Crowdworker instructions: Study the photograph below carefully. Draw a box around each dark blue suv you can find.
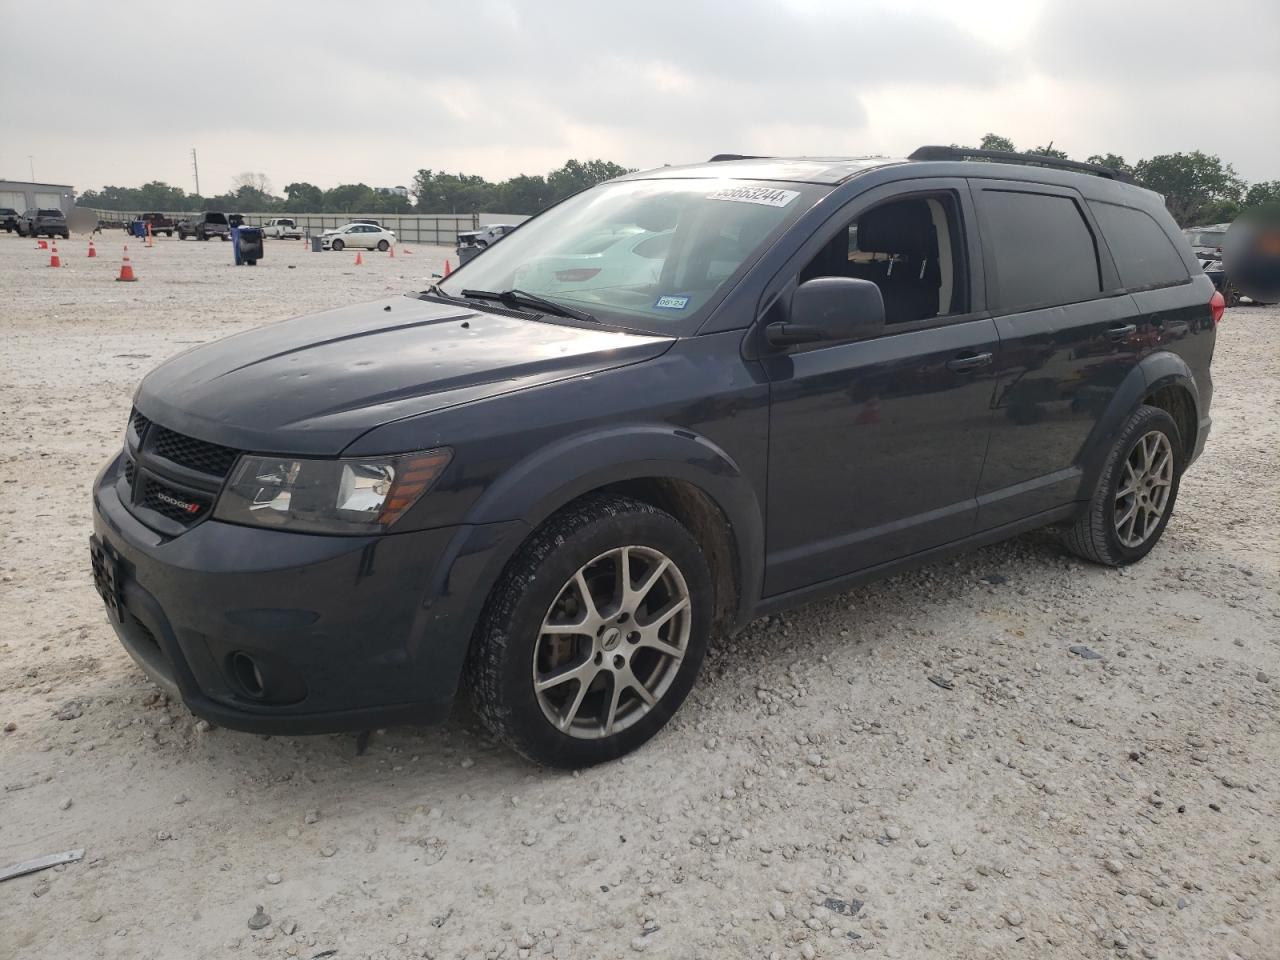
[91,147,1220,767]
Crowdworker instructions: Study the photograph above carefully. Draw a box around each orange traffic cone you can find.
[116,246,137,282]
[354,251,363,266]
[88,239,97,258]
[49,244,62,268]
[388,245,395,258]
[443,259,451,277]
[37,239,48,250]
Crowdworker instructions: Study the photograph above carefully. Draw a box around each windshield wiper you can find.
[460,288,598,324]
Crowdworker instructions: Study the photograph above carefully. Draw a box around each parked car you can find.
[0,207,19,232]
[262,217,303,240]
[92,146,1218,767]
[320,222,396,251]
[456,223,518,255]
[177,212,231,241]
[1184,224,1237,304]
[17,208,69,239]
[129,213,177,237]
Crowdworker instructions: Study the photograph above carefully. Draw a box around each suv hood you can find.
[135,295,674,455]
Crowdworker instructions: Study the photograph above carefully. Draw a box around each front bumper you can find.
[91,453,527,734]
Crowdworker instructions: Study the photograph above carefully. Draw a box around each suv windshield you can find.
[437,178,821,330]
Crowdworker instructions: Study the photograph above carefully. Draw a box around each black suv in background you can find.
[177,212,231,240]
[92,147,1218,767]
[18,208,70,239]
[0,207,19,232]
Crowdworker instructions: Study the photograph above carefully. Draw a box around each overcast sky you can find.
[3,0,1278,196]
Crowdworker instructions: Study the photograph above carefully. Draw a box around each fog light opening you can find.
[231,652,266,699]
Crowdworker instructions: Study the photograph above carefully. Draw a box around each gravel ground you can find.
[1,233,1277,960]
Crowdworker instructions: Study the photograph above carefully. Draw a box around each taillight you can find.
[553,268,601,282]
[1209,289,1225,326]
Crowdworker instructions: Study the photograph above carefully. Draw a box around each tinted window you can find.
[980,190,1101,312]
[1090,202,1188,289]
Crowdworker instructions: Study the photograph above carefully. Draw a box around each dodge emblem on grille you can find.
[155,491,202,514]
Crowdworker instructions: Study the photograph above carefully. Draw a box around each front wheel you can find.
[331,238,344,251]
[1063,404,1183,566]
[468,495,713,768]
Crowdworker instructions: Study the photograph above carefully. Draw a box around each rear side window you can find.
[1089,201,1189,290]
[978,189,1101,312]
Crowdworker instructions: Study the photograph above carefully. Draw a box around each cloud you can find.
[1,0,1275,193]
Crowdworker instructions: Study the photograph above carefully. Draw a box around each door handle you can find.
[946,351,993,373]
[1108,323,1138,341]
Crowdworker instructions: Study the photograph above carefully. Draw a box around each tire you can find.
[467,494,713,768]
[377,239,390,252]
[331,239,344,251]
[61,232,70,239]
[1062,404,1183,566]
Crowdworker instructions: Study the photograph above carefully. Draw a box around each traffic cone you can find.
[401,246,413,255]
[145,224,154,248]
[88,239,97,258]
[116,245,137,282]
[49,243,62,268]
[443,259,451,277]
[388,245,395,258]
[354,251,363,266]
[37,239,48,250]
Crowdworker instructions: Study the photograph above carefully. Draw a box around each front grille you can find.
[139,475,212,525]
[124,458,135,486]
[148,425,239,478]
[129,409,152,437]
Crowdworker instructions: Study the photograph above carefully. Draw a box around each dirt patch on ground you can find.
[1,234,1277,959]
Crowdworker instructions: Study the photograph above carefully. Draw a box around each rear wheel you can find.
[468,494,713,768]
[377,239,390,252]
[1063,405,1182,566]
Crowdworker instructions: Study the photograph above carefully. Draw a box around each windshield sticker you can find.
[707,185,800,208]
[654,295,690,310]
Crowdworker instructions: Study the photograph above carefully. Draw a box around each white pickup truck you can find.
[261,217,303,240]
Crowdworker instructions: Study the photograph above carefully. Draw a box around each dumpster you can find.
[232,226,264,266]
[457,243,481,266]
[311,235,323,253]
[131,220,147,238]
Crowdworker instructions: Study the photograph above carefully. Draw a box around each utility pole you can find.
[28,155,35,181]
[191,148,201,198]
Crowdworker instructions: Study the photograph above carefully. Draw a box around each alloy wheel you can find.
[1114,430,1174,548]
[533,545,691,739]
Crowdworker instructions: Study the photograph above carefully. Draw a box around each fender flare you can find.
[463,423,766,620]
[1078,351,1201,494]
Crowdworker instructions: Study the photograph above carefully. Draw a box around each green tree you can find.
[1244,180,1280,209]
[545,159,632,202]
[979,133,1017,152]
[283,182,324,212]
[1133,151,1245,227]
[411,170,496,213]
[1086,153,1134,177]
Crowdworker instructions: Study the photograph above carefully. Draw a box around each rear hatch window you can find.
[38,209,63,218]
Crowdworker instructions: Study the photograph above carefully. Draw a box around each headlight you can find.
[213,449,452,534]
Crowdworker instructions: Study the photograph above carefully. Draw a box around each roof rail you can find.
[708,154,769,162]
[907,145,1136,184]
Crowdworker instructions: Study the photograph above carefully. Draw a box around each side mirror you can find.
[766,277,886,346]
